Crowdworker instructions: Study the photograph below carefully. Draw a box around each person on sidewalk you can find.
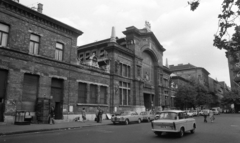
[81,108,86,122]
[98,106,103,123]
[49,105,55,124]
[95,107,99,122]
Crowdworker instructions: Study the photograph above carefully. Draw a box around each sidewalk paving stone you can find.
[0,120,112,136]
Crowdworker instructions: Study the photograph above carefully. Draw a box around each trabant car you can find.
[111,111,142,125]
[140,111,155,122]
[151,110,196,138]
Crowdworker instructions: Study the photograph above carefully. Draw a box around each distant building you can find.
[169,63,210,88]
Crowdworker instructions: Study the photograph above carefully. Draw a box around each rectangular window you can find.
[85,52,90,60]
[119,63,122,76]
[127,66,130,77]
[100,49,105,58]
[123,64,127,77]
[90,84,97,104]
[119,81,131,106]
[78,82,87,103]
[100,86,107,104]
[0,23,9,47]
[55,42,63,61]
[79,53,84,63]
[137,66,141,77]
[29,34,40,55]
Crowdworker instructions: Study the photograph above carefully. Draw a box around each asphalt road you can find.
[1,114,240,143]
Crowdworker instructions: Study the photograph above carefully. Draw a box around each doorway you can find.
[0,70,8,122]
[144,93,154,111]
[51,78,63,119]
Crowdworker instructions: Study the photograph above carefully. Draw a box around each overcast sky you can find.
[20,0,230,86]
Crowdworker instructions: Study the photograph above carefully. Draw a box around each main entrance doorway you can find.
[144,93,154,111]
[0,70,8,122]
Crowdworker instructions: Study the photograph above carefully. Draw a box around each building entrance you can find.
[51,78,63,119]
[144,93,154,111]
[0,70,8,122]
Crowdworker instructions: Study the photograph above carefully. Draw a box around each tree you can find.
[188,0,240,52]
[221,88,240,112]
[174,83,197,110]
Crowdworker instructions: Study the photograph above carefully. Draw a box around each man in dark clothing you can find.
[49,106,55,124]
[97,106,103,123]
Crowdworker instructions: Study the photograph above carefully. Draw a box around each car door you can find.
[184,112,193,130]
[178,112,188,130]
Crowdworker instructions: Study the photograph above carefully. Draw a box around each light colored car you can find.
[185,110,194,117]
[211,108,220,115]
[151,110,196,138]
[111,111,142,125]
[140,111,155,122]
[190,110,198,116]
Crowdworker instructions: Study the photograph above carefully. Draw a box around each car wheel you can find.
[154,131,162,136]
[190,124,196,134]
[178,128,184,138]
[138,118,141,124]
[125,119,129,125]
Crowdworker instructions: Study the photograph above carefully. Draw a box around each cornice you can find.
[0,0,83,37]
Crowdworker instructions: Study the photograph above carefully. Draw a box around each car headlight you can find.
[120,117,125,121]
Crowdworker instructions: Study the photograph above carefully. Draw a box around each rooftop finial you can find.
[145,21,151,32]
[166,58,169,68]
[110,26,116,43]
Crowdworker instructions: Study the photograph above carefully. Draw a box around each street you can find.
[1,114,240,143]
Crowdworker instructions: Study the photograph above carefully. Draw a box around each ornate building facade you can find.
[77,25,170,113]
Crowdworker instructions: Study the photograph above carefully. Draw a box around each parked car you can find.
[140,111,155,122]
[185,110,194,117]
[212,107,221,114]
[202,109,210,116]
[211,108,220,115]
[190,110,198,116]
[111,111,142,125]
[151,110,196,138]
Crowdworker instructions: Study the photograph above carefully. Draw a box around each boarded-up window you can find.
[100,86,107,104]
[78,82,87,103]
[90,84,97,104]
[22,74,39,111]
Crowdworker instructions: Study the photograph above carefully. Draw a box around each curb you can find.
[0,123,112,136]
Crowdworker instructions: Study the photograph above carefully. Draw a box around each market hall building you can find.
[0,0,173,123]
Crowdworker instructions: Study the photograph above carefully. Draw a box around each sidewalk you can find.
[0,120,112,136]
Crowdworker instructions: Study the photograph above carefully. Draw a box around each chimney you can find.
[110,26,116,43]
[37,3,43,13]
[166,58,169,68]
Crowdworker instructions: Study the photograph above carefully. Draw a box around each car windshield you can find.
[158,112,177,120]
[120,112,131,116]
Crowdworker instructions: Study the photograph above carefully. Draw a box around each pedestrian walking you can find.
[96,106,103,123]
[49,105,55,124]
[209,109,215,123]
[81,108,86,122]
[95,107,99,122]
[203,109,208,123]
